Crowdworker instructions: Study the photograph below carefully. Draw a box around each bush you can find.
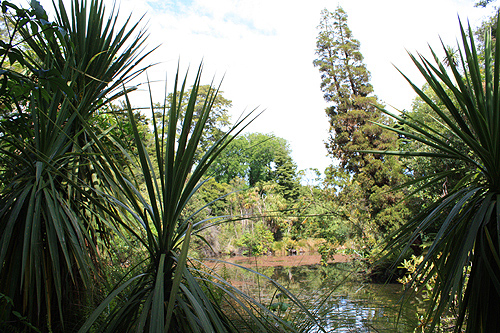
[237,221,274,256]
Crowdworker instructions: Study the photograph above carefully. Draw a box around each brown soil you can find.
[220,253,356,268]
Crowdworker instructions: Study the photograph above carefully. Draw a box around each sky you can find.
[40,0,497,178]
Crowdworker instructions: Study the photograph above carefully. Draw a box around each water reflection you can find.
[220,260,418,332]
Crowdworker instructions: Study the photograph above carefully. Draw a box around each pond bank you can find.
[221,253,357,268]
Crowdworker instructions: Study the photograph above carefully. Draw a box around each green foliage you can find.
[273,149,300,201]
[314,6,409,251]
[374,12,500,332]
[0,0,329,331]
[236,221,274,256]
[79,68,322,332]
[80,70,235,331]
[0,0,148,329]
[196,174,308,255]
[155,84,232,162]
[293,185,346,243]
[196,177,233,217]
[398,254,462,331]
[317,241,337,266]
[313,6,381,172]
[269,301,289,312]
[210,132,296,187]
[246,133,289,187]
[182,178,233,257]
[93,103,152,154]
[205,132,302,245]
[209,135,249,182]
[0,293,42,332]
[475,0,496,7]
[403,84,470,224]
[260,182,295,238]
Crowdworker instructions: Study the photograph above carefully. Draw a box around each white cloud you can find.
[34,0,497,175]
[121,0,496,174]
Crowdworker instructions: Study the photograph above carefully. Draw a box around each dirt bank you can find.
[220,253,356,268]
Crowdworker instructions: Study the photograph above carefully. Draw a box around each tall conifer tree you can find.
[314,7,408,245]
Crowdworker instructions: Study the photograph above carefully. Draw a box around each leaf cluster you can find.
[0,0,149,329]
[374,12,500,332]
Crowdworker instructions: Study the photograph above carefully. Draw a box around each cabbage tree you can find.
[78,68,323,332]
[373,13,500,332]
[0,0,149,329]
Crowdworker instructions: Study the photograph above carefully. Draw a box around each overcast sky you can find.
[41,0,497,177]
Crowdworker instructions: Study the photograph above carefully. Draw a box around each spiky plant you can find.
[0,0,149,329]
[372,12,500,332]
[78,67,324,332]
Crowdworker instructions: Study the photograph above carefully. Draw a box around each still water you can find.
[219,258,419,332]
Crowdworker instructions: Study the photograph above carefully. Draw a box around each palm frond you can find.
[79,66,326,332]
[0,0,150,329]
[373,11,500,332]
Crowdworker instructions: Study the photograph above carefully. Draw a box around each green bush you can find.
[237,221,274,256]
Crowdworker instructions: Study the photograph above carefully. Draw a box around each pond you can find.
[217,254,420,332]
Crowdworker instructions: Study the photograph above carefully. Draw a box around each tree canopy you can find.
[154,84,232,162]
[209,132,298,188]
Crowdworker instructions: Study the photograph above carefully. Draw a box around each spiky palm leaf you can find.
[0,0,149,329]
[78,67,325,332]
[371,12,500,332]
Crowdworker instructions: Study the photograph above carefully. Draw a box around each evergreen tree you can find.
[273,150,300,201]
[314,7,408,247]
[314,6,385,172]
